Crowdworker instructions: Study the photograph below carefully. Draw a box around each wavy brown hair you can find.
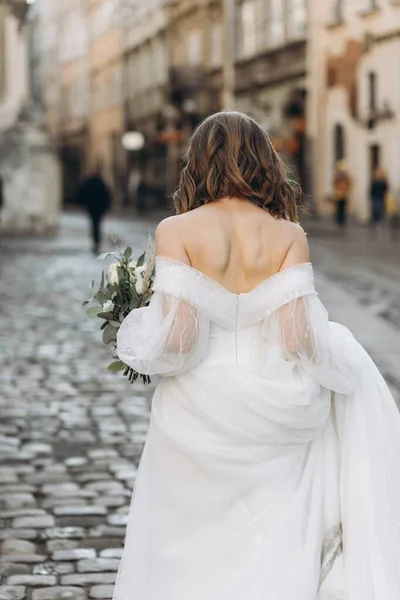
[173,111,301,222]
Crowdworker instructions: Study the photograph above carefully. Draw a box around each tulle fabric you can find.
[334,342,400,599]
[117,292,209,376]
[113,257,400,600]
[262,295,360,395]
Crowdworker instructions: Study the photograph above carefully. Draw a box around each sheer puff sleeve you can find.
[262,264,361,395]
[117,288,210,378]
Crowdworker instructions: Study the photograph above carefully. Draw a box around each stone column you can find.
[0,2,62,234]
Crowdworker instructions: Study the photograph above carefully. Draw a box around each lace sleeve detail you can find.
[116,291,210,377]
[263,292,361,394]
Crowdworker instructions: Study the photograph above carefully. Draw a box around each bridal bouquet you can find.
[84,239,155,384]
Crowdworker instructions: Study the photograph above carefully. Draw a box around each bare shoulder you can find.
[155,214,192,264]
[276,220,310,269]
[274,218,305,238]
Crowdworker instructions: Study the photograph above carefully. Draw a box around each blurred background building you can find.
[3,0,396,222]
[0,0,61,233]
[123,0,169,203]
[308,0,400,220]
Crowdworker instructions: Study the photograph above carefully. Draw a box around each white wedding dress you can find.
[114,256,400,600]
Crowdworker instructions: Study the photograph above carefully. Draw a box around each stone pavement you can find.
[0,213,158,600]
[307,219,400,402]
[0,212,399,600]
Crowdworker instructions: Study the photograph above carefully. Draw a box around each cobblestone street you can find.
[0,213,158,600]
[0,212,400,600]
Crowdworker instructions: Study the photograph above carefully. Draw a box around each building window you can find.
[331,0,344,22]
[368,71,377,111]
[239,1,257,57]
[187,31,202,66]
[334,124,345,164]
[210,23,223,67]
[268,0,285,47]
[287,0,307,39]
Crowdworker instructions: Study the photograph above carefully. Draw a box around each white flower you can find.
[135,271,144,295]
[128,260,137,269]
[107,263,119,284]
[134,265,146,275]
[102,300,114,312]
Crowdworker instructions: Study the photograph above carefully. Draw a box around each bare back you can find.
[156,198,309,295]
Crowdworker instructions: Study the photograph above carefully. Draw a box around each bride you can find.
[114,112,400,600]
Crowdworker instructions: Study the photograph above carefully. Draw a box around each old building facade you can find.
[234,0,308,189]
[87,0,125,205]
[38,0,126,206]
[165,0,224,193]
[308,0,400,220]
[0,0,61,234]
[58,0,90,204]
[166,0,309,191]
[34,0,314,208]
[123,0,170,203]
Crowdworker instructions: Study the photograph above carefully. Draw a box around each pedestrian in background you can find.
[369,167,388,228]
[332,160,352,229]
[76,167,112,255]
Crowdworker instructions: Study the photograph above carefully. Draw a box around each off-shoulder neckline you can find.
[156,255,313,297]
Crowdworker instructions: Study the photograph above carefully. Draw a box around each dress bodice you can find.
[117,256,360,395]
[153,256,316,330]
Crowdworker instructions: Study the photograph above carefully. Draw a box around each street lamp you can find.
[121,131,145,152]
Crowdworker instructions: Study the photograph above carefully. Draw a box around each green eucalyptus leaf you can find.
[124,246,133,260]
[94,292,106,304]
[87,306,103,318]
[120,302,129,315]
[97,311,114,320]
[130,286,138,305]
[98,252,116,260]
[103,323,117,345]
[100,321,109,331]
[107,360,125,372]
[129,298,139,311]
[136,252,145,267]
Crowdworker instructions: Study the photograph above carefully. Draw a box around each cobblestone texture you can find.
[1,213,399,599]
[0,214,157,599]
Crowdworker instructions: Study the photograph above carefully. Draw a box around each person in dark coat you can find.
[370,167,388,226]
[76,170,112,255]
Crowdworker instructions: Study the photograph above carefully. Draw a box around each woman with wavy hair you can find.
[114,112,400,600]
